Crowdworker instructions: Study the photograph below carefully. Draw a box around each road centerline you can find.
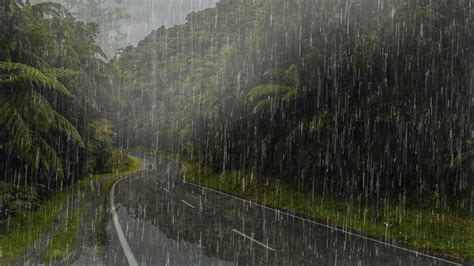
[231,229,276,252]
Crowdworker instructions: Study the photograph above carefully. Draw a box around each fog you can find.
[116,0,218,46]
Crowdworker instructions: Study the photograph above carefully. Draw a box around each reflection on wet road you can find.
[105,155,458,266]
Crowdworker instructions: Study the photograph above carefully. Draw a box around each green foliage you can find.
[0,62,73,97]
[0,0,117,230]
[246,64,300,114]
[247,84,293,100]
[0,62,83,177]
[0,150,139,264]
[86,119,115,174]
[0,181,39,220]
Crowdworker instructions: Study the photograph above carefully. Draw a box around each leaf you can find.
[0,62,73,97]
[55,113,85,148]
[247,84,293,100]
[282,89,297,102]
[37,138,64,177]
[0,98,34,165]
[251,98,271,114]
[41,68,77,80]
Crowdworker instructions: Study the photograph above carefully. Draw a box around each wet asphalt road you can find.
[104,154,459,266]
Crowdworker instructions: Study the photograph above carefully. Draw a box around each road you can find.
[104,154,460,265]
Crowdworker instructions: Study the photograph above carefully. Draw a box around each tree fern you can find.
[247,65,300,113]
[37,138,63,177]
[247,84,293,101]
[0,62,83,177]
[0,62,73,97]
[0,99,34,162]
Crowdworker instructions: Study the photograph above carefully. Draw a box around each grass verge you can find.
[0,149,140,264]
[0,187,70,263]
[43,206,84,261]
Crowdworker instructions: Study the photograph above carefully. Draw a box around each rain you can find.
[0,0,472,265]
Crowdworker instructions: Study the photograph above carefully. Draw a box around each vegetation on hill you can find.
[114,0,472,218]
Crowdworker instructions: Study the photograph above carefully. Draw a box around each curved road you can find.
[104,154,460,265]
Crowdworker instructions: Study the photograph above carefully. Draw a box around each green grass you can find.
[43,206,84,261]
[0,187,69,263]
[0,149,141,264]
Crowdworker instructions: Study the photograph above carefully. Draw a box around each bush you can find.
[86,119,115,174]
[0,181,39,220]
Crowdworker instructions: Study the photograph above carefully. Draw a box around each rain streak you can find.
[0,0,472,265]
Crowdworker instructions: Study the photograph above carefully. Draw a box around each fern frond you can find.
[264,67,286,79]
[263,64,298,85]
[12,91,56,132]
[41,68,77,80]
[15,91,84,147]
[0,62,73,97]
[54,113,85,148]
[282,89,297,102]
[0,98,35,165]
[37,138,64,177]
[247,84,293,100]
[251,98,271,114]
[282,64,298,85]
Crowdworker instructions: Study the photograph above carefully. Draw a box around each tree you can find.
[0,62,84,178]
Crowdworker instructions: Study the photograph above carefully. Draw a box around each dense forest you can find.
[114,0,473,214]
[0,0,116,218]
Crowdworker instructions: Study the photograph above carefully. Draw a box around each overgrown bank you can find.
[0,149,140,264]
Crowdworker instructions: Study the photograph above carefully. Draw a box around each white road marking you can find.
[231,229,276,252]
[181,199,195,208]
[110,177,139,266]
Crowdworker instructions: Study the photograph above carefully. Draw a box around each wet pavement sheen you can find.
[105,155,457,266]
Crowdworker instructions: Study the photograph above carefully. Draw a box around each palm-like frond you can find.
[37,138,63,177]
[41,68,77,80]
[247,84,295,113]
[0,62,84,177]
[247,84,293,100]
[264,64,298,85]
[14,91,56,132]
[0,98,34,164]
[251,98,271,114]
[55,113,85,148]
[247,64,301,113]
[0,62,73,97]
